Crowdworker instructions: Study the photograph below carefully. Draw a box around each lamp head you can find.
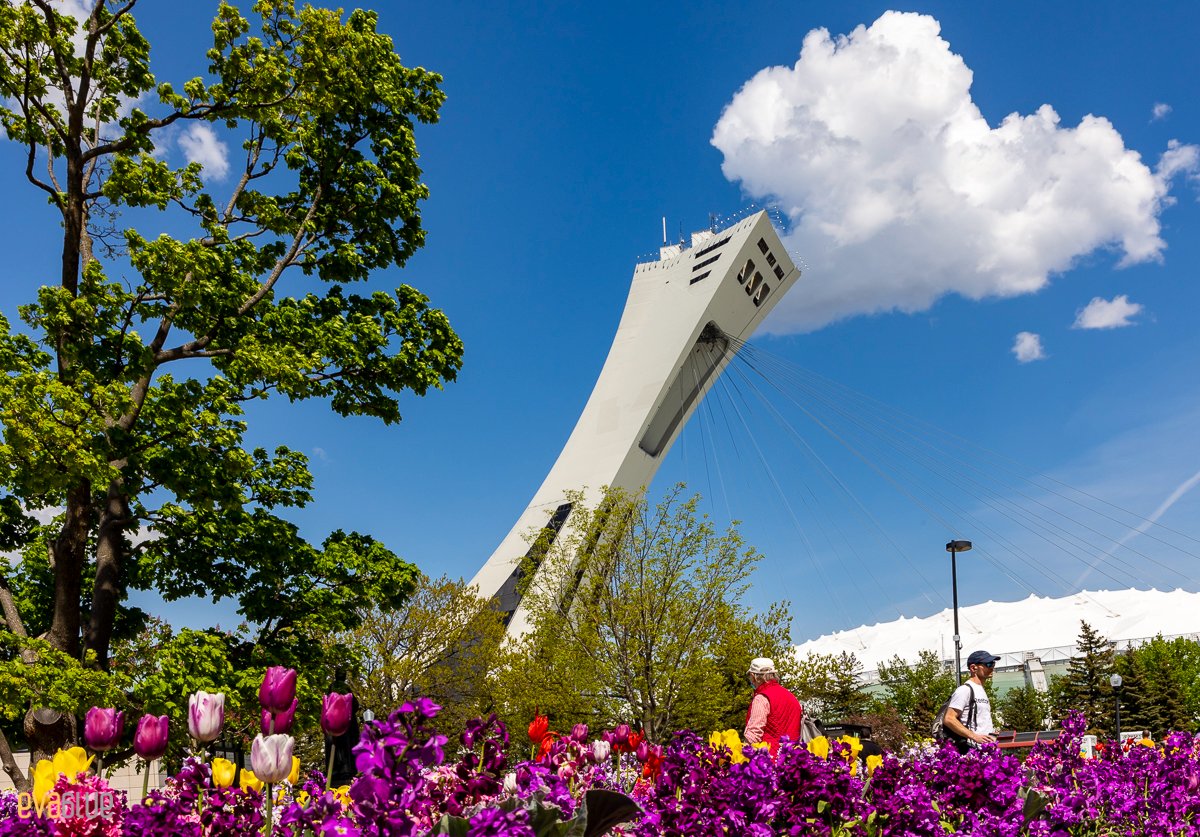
[946,540,973,553]
[1110,673,1123,689]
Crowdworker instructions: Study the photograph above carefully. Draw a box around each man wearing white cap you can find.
[744,656,802,755]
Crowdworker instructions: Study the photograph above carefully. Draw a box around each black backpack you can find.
[932,684,976,742]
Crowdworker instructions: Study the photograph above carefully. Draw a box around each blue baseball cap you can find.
[967,650,1000,666]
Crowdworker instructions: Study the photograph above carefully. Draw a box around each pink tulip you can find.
[250,733,294,784]
[187,691,225,743]
[133,714,169,761]
[262,698,298,735]
[321,692,354,737]
[591,739,612,762]
[84,707,124,752]
[259,666,298,714]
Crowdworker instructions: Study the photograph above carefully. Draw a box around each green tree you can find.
[792,651,871,722]
[1054,621,1117,736]
[1115,635,1200,736]
[492,484,795,742]
[872,649,958,740]
[0,0,462,787]
[995,684,1049,731]
[342,574,507,738]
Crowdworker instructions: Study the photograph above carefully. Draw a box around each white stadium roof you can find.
[793,588,1200,672]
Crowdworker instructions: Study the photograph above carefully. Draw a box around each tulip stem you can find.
[325,747,335,791]
[263,782,273,834]
[95,753,103,777]
[141,761,150,803]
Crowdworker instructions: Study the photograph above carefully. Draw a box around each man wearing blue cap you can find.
[942,650,1000,751]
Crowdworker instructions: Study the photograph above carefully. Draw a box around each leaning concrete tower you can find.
[470,211,801,635]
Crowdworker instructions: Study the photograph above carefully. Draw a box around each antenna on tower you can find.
[661,216,667,245]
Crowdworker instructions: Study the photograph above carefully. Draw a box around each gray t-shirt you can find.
[948,681,993,735]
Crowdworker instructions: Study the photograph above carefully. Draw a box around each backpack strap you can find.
[966,683,978,731]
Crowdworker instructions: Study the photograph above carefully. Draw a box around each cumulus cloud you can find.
[1012,332,1046,363]
[1073,294,1143,329]
[178,124,231,180]
[1152,102,1172,121]
[712,12,1198,333]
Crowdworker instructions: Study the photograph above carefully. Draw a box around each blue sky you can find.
[3,1,1200,643]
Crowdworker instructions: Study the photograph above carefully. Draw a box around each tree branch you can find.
[0,728,29,793]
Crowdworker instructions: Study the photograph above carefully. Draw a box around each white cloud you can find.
[1012,331,1046,363]
[1152,102,1172,121]
[1072,294,1143,329]
[178,124,231,180]
[712,12,1199,333]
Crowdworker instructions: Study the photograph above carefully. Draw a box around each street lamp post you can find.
[1110,673,1123,743]
[946,540,973,685]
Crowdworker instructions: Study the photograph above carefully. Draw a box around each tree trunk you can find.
[46,482,91,657]
[24,707,75,781]
[0,727,30,793]
[87,478,130,670]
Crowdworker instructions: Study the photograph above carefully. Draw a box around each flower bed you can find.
[4,697,1199,836]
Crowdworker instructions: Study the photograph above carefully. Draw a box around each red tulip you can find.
[259,666,298,714]
[133,714,169,761]
[83,707,125,752]
[527,713,549,745]
[321,692,354,737]
[624,729,644,753]
[262,698,298,735]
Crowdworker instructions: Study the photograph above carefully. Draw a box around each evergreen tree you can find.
[996,684,1048,731]
[1117,635,1199,736]
[793,652,871,722]
[1056,621,1118,736]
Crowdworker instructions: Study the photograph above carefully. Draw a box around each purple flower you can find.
[321,692,354,737]
[261,697,298,734]
[133,714,169,761]
[258,666,297,714]
[83,707,124,752]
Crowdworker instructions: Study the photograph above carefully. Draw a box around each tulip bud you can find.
[262,698,298,735]
[259,667,298,715]
[557,763,575,780]
[321,692,354,738]
[250,733,295,784]
[503,772,519,794]
[635,740,649,762]
[133,714,169,761]
[571,723,588,742]
[84,707,125,752]
[211,757,237,788]
[240,769,264,793]
[613,724,631,743]
[187,691,225,743]
[591,739,612,762]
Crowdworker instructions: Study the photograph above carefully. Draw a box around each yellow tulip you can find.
[287,755,300,785]
[211,758,236,788]
[866,754,883,776]
[839,735,863,762]
[806,735,830,759]
[240,768,264,793]
[749,741,770,749]
[51,747,93,780]
[31,759,57,805]
[708,731,725,750]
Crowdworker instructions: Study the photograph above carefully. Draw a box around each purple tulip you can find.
[250,733,294,784]
[83,707,125,752]
[259,666,298,714]
[321,692,354,737]
[571,723,589,742]
[262,698,298,735]
[133,714,169,761]
[613,724,631,743]
[187,690,225,743]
